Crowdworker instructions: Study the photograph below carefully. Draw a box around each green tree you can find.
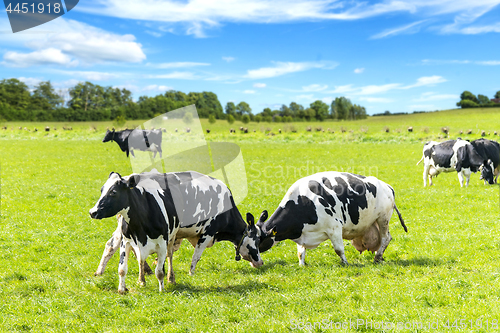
[31,81,63,110]
[183,111,194,124]
[208,114,216,124]
[225,102,236,115]
[310,100,329,121]
[305,108,316,121]
[457,100,478,108]
[333,97,352,120]
[241,114,250,124]
[227,114,235,124]
[289,102,304,117]
[495,91,500,99]
[254,115,262,123]
[236,101,252,115]
[477,94,490,105]
[459,91,479,104]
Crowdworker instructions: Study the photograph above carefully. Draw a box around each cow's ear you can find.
[246,213,255,226]
[126,175,138,189]
[109,172,121,178]
[258,210,268,225]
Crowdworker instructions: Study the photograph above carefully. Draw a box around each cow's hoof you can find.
[374,257,384,263]
[188,270,195,276]
[93,272,102,277]
[118,288,128,294]
[139,281,146,287]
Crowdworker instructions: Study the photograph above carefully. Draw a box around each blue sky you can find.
[1,0,500,115]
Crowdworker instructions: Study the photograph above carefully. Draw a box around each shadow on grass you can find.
[166,280,271,295]
[389,256,450,267]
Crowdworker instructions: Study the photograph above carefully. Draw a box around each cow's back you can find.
[273,172,394,241]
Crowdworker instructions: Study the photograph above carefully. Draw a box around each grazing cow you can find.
[90,170,262,293]
[471,138,500,184]
[103,129,163,158]
[255,172,407,266]
[417,139,486,187]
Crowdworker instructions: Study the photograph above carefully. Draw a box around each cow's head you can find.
[480,159,495,185]
[89,172,133,219]
[102,129,115,142]
[255,210,277,253]
[235,213,264,268]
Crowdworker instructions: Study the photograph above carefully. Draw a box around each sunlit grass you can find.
[0,109,499,332]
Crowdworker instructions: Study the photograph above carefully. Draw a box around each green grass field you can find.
[1,108,500,332]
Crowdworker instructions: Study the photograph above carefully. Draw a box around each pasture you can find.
[1,108,500,332]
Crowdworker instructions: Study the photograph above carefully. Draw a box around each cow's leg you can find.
[173,239,183,252]
[136,249,146,287]
[374,217,392,263]
[95,224,122,276]
[155,243,167,292]
[118,241,132,294]
[464,168,472,187]
[130,148,135,158]
[328,224,348,265]
[423,161,431,186]
[457,170,465,187]
[189,236,213,275]
[166,240,176,284]
[297,244,307,266]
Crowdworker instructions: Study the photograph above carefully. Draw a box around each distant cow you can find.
[471,138,500,184]
[103,129,162,158]
[255,172,407,266]
[90,170,262,293]
[417,139,486,187]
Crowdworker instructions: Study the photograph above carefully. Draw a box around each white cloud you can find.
[222,56,235,62]
[354,68,365,74]
[371,20,428,39]
[18,77,43,87]
[253,83,266,88]
[74,0,500,38]
[3,48,77,67]
[146,30,163,37]
[413,92,459,101]
[402,75,446,89]
[422,59,500,65]
[243,90,256,94]
[302,84,328,92]
[326,76,447,96]
[143,84,172,92]
[57,70,119,81]
[155,62,210,68]
[0,19,145,67]
[296,94,315,101]
[245,61,336,79]
[359,97,394,103]
[148,72,198,80]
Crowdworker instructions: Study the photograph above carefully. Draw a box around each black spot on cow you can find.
[260,195,318,247]
[119,251,126,264]
[309,177,369,225]
[430,140,455,168]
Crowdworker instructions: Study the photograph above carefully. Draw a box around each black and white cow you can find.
[417,139,486,187]
[471,138,500,184]
[255,172,407,266]
[90,170,262,293]
[103,129,163,158]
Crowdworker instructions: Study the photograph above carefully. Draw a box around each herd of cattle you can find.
[91,131,498,293]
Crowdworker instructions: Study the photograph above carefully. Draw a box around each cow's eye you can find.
[110,189,117,196]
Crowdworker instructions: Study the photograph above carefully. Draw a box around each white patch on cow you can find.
[137,178,169,225]
[192,202,203,219]
[90,173,121,214]
[119,207,130,223]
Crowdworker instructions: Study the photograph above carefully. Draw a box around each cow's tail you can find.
[394,204,408,232]
[416,156,424,165]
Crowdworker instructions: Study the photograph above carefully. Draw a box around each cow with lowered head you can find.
[417,139,487,187]
[103,128,163,158]
[471,138,500,184]
[90,170,262,293]
[255,172,407,266]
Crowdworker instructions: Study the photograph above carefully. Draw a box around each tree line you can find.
[457,90,500,108]
[0,78,367,122]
